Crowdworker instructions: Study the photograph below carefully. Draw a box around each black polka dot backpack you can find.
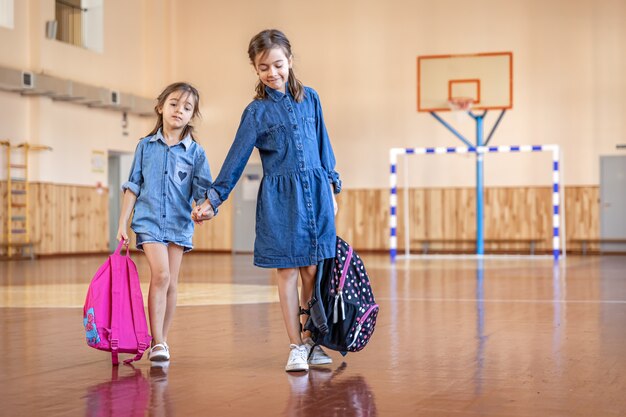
[304,236,379,355]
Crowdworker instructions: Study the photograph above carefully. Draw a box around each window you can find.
[55,0,102,52]
[0,0,14,29]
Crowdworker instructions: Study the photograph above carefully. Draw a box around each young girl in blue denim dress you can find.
[117,82,214,363]
[193,29,341,372]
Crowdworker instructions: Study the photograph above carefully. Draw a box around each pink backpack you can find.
[83,240,151,365]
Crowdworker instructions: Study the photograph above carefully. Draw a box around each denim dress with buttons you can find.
[207,85,341,268]
[122,130,213,252]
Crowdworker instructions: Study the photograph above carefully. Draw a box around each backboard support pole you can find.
[428,109,507,256]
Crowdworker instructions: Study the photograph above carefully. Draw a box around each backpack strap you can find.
[332,243,352,323]
[109,240,126,366]
[123,251,151,365]
[307,260,329,335]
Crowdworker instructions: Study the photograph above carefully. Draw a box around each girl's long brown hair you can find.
[146,82,201,141]
[248,29,305,103]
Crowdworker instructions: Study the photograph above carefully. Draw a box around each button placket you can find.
[303,177,316,253]
[285,98,316,255]
[285,99,306,172]
[161,145,169,229]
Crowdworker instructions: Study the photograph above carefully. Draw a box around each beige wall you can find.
[0,0,171,184]
[0,0,624,187]
[174,0,625,189]
[0,0,623,255]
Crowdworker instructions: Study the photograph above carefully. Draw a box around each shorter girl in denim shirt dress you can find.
[117,82,213,363]
[193,30,341,372]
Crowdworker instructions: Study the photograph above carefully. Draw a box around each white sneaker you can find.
[304,337,333,365]
[285,344,309,372]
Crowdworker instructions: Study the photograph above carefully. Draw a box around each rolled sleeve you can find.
[207,188,222,213]
[328,171,342,194]
[121,180,140,196]
[121,141,144,197]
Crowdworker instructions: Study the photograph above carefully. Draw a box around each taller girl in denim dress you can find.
[117,82,213,363]
[194,29,341,372]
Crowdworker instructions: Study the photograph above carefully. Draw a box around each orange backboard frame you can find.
[417,52,513,112]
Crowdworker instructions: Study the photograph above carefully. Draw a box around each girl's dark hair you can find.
[146,82,201,141]
[248,29,305,103]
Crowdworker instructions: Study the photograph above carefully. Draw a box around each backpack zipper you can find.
[347,303,379,349]
[333,245,353,323]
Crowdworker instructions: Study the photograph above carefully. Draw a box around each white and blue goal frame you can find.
[389,144,563,262]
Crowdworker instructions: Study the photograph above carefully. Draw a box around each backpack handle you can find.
[114,239,130,257]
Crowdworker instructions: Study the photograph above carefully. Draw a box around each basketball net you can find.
[448,97,474,121]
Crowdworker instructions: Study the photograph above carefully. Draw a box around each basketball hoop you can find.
[447,97,474,112]
[447,97,474,121]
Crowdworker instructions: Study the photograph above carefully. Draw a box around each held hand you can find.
[116,225,129,246]
[199,202,215,220]
[191,206,203,225]
[192,201,215,224]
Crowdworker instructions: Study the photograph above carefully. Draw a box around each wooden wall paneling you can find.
[352,189,383,250]
[334,185,599,254]
[393,188,427,252]
[351,190,368,247]
[335,189,357,247]
[333,189,355,244]
[564,186,600,252]
[46,184,56,253]
[35,183,48,253]
[427,188,444,241]
[28,183,39,249]
[443,188,459,241]
[23,183,109,255]
[533,187,553,250]
[69,185,78,252]
[410,188,427,242]
[483,187,553,251]
[334,189,388,250]
[451,187,476,240]
[0,183,603,256]
[0,182,6,254]
[56,185,65,253]
[81,186,108,252]
[59,185,69,253]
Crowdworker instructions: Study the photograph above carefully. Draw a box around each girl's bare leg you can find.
[143,243,170,348]
[298,264,317,339]
[277,268,303,345]
[162,244,184,343]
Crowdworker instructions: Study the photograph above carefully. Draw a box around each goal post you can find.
[389,144,563,262]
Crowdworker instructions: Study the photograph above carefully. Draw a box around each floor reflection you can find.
[148,362,174,417]
[84,364,173,417]
[474,259,486,395]
[285,363,377,416]
[552,261,566,371]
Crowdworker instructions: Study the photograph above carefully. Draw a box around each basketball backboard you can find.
[417,52,513,112]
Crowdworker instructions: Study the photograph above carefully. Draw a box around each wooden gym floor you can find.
[1,253,625,416]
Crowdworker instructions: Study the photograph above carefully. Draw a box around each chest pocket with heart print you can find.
[174,160,192,186]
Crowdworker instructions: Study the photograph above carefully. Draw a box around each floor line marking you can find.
[377,297,626,304]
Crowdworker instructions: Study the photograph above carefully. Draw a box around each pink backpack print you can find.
[83,240,151,365]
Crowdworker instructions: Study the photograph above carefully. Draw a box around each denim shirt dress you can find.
[207,86,342,268]
[122,130,213,252]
